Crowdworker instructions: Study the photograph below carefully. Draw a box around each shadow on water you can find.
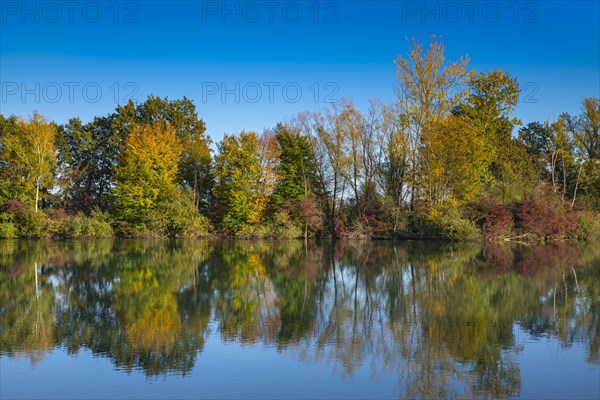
[1,239,599,397]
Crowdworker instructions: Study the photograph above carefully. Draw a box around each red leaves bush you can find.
[480,191,579,241]
[518,197,576,238]
[6,199,28,216]
[334,218,347,238]
[483,204,514,240]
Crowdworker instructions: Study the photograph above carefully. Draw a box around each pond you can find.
[1,240,599,399]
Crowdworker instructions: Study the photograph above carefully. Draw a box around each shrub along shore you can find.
[2,38,599,242]
[1,191,598,242]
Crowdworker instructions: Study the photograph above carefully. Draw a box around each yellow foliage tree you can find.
[394,36,470,208]
[113,122,182,224]
[420,114,486,209]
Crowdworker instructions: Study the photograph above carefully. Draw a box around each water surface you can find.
[1,240,599,399]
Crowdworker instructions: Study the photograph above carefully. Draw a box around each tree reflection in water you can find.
[1,239,598,396]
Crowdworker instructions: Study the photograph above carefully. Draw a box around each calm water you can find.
[1,240,599,399]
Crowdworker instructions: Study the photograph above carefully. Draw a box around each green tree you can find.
[518,119,578,202]
[0,115,25,203]
[519,121,553,158]
[272,122,318,204]
[214,131,270,233]
[272,122,322,238]
[56,115,123,211]
[461,69,521,186]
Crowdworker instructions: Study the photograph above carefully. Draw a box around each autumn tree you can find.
[55,101,144,211]
[564,98,600,161]
[56,96,212,213]
[309,101,360,221]
[312,107,348,232]
[257,129,280,206]
[1,113,57,211]
[360,99,384,211]
[551,119,577,200]
[375,103,409,205]
[462,70,520,163]
[113,122,182,226]
[132,96,213,212]
[335,99,365,216]
[420,114,486,209]
[370,103,411,234]
[394,36,470,208]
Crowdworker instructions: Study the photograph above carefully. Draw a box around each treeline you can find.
[1,37,599,240]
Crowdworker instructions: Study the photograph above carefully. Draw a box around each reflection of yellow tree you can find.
[116,267,182,353]
[110,241,210,354]
[70,239,213,376]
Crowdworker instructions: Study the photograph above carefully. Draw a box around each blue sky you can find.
[1,1,599,142]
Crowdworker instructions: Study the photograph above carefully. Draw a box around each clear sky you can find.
[1,1,599,142]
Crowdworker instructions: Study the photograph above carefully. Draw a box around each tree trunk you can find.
[562,156,567,202]
[35,178,40,212]
[330,174,338,234]
[194,169,200,209]
[571,162,584,209]
[551,151,557,189]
